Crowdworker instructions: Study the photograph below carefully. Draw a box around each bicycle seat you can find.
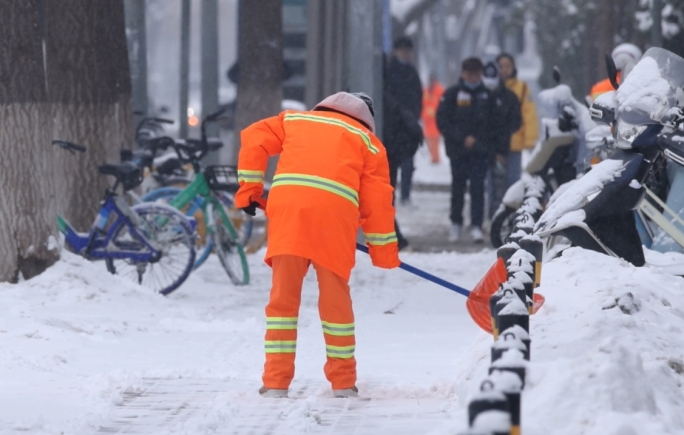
[99,162,143,191]
[120,149,154,169]
[156,156,183,175]
[207,138,223,151]
[139,136,175,153]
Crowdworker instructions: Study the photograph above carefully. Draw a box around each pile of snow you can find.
[616,57,672,122]
[3,241,684,433]
[430,248,684,435]
[535,159,625,232]
[537,84,596,136]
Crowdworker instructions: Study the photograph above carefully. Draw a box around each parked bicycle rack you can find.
[459,176,543,435]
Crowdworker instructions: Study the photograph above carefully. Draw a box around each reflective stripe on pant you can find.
[263,254,356,390]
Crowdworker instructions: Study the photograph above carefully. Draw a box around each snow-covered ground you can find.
[3,223,684,433]
[0,247,490,434]
[411,140,451,186]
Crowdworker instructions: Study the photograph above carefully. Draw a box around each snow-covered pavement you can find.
[0,248,492,434]
[3,227,684,433]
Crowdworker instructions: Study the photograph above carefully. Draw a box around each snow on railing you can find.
[459,177,543,435]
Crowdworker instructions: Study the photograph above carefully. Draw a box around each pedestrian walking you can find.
[496,53,539,188]
[437,57,493,243]
[235,92,400,399]
[482,61,522,218]
[384,36,423,212]
[422,73,445,164]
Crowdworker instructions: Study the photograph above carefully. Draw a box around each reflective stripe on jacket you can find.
[590,73,621,102]
[504,78,539,152]
[236,109,400,280]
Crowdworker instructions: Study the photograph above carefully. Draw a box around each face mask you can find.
[483,77,499,91]
[463,80,481,90]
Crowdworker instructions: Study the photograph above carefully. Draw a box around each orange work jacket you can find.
[590,72,621,101]
[422,82,445,138]
[235,110,400,280]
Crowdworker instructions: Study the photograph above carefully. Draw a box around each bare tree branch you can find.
[395,0,442,35]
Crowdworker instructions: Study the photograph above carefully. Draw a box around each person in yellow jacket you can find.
[496,53,539,187]
[235,92,400,399]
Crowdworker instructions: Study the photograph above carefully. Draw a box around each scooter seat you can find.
[526,134,575,175]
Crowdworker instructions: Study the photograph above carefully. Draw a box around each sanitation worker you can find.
[422,73,445,164]
[235,92,400,399]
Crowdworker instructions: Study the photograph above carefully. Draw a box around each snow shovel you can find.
[355,243,545,333]
[250,200,542,333]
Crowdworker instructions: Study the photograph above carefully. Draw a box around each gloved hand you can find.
[241,201,260,216]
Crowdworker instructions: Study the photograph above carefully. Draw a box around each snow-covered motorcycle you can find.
[535,47,684,266]
[490,70,594,247]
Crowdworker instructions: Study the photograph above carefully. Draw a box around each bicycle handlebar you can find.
[149,117,174,125]
[135,116,175,139]
[52,140,86,154]
[138,136,176,153]
[134,108,227,171]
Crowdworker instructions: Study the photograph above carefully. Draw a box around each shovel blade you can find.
[466,258,546,334]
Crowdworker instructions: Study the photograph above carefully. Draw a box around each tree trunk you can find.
[232,0,283,171]
[45,0,133,231]
[0,1,59,282]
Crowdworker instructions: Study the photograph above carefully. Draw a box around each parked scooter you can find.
[490,69,593,247]
[534,47,684,266]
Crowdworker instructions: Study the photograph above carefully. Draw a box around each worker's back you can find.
[237,98,397,280]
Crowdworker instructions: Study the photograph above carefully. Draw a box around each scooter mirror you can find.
[605,52,619,90]
[589,102,615,125]
[659,132,684,167]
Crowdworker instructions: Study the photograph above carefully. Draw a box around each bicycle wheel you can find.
[216,191,254,245]
[142,187,213,269]
[210,203,250,285]
[106,204,196,295]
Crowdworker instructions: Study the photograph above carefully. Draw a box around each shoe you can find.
[333,386,359,398]
[448,224,462,242]
[400,198,413,207]
[470,227,484,243]
[259,386,288,398]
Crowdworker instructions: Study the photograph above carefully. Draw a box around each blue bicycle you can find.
[53,140,197,295]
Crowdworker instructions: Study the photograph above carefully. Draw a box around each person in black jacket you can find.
[482,61,522,218]
[437,57,493,243]
[383,36,423,250]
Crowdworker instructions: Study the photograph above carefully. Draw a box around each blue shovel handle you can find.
[356,243,471,297]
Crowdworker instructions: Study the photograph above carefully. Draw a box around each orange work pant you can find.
[426,136,441,163]
[263,254,356,390]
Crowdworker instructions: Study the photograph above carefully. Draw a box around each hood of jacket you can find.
[314,92,376,133]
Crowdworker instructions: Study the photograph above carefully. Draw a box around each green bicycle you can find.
[141,109,249,285]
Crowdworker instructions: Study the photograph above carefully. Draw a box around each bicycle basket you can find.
[205,165,239,192]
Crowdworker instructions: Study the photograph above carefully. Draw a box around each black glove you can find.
[241,201,259,217]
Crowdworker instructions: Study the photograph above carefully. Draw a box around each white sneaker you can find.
[333,386,359,398]
[470,227,484,243]
[259,386,288,398]
[448,224,462,242]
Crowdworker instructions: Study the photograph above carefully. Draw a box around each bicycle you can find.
[135,109,250,285]
[53,140,197,295]
[134,144,253,249]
